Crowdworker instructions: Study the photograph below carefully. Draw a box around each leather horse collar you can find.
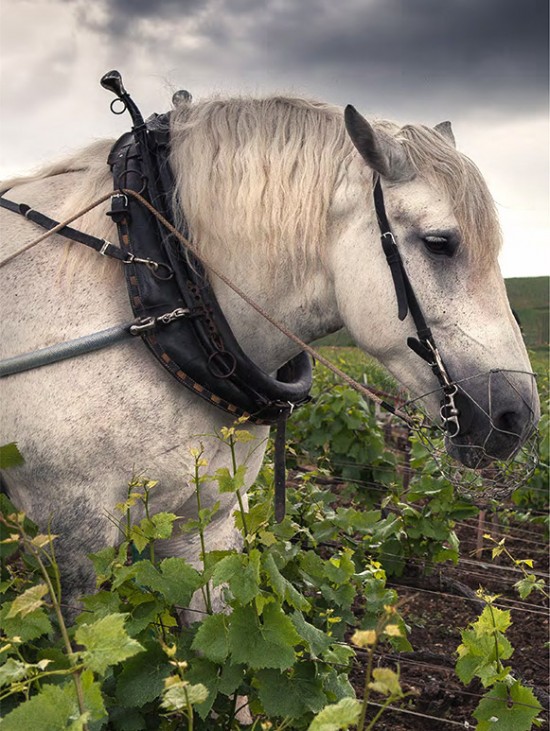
[99,71,312,427]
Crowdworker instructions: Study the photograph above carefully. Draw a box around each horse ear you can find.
[344,105,413,182]
[434,121,456,147]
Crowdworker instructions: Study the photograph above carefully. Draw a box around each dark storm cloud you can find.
[69,0,550,116]
[261,0,549,116]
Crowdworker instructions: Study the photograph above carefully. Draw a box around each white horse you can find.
[0,92,539,608]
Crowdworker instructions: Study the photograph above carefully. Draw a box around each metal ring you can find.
[444,417,460,439]
[207,351,237,380]
[147,261,174,281]
[121,169,147,196]
[110,98,127,115]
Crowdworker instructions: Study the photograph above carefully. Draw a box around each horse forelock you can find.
[395,124,502,271]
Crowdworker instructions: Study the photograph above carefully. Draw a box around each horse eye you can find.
[423,235,453,257]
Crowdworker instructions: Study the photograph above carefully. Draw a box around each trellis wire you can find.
[350,646,545,713]
[385,582,549,617]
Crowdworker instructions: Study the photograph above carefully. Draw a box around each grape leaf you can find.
[291,611,332,657]
[0,443,24,469]
[263,554,310,611]
[473,681,542,731]
[6,583,49,618]
[0,682,79,731]
[75,613,144,675]
[307,697,362,731]
[115,642,172,707]
[0,658,28,687]
[228,603,300,670]
[212,551,261,605]
[256,663,327,718]
[0,603,52,642]
[191,614,229,663]
[0,673,106,731]
[475,605,511,636]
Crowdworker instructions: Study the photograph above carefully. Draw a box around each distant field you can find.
[317,276,549,352]
[505,276,549,350]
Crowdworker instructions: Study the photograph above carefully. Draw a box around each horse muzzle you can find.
[444,368,540,469]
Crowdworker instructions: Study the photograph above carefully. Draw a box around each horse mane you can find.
[2,97,500,274]
[170,97,500,276]
[169,96,354,276]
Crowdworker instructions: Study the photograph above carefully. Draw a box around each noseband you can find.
[372,177,461,438]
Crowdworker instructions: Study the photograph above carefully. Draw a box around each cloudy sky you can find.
[0,0,548,277]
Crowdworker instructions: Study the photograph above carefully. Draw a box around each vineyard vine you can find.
[1,347,547,729]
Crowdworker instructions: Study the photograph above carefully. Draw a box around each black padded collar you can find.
[107,114,312,424]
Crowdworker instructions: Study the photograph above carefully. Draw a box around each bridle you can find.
[372,176,461,438]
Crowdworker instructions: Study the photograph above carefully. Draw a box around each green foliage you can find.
[75,614,144,675]
[456,592,543,730]
[483,534,548,601]
[286,352,477,577]
[0,671,106,731]
[0,442,24,469]
[511,408,549,519]
[0,429,408,730]
[2,343,546,729]
[473,681,542,731]
[307,697,362,730]
[288,351,397,492]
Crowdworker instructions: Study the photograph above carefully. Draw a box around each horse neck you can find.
[205,167,372,373]
[209,258,342,374]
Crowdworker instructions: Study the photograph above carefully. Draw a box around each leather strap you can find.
[0,196,127,262]
[373,176,448,387]
[274,412,288,522]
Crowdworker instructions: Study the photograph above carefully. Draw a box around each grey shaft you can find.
[0,324,133,377]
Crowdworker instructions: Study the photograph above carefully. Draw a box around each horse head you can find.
[339,105,539,468]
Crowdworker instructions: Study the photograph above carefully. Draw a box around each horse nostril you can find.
[493,410,521,436]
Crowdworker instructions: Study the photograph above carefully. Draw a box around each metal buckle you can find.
[425,340,452,387]
[130,317,156,335]
[157,307,190,325]
[129,308,190,336]
[110,192,129,207]
[99,240,114,256]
